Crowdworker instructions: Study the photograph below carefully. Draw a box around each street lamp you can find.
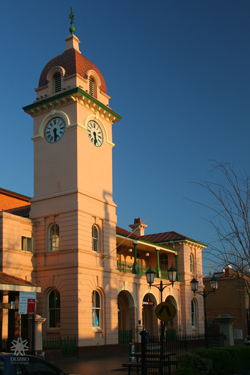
[146,265,177,302]
[145,265,177,374]
[190,275,218,348]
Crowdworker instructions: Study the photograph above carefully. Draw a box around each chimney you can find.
[224,265,232,277]
[129,218,147,236]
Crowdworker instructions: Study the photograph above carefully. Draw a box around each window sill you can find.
[46,327,60,333]
[92,327,102,333]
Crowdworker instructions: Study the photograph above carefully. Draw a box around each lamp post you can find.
[190,275,218,348]
[146,265,177,302]
[145,265,177,371]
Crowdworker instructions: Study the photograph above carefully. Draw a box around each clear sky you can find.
[1,1,249,275]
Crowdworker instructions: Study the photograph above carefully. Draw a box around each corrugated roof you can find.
[142,231,188,242]
[0,272,36,287]
[116,226,204,246]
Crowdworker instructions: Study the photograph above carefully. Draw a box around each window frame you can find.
[48,289,60,329]
[92,225,99,252]
[190,254,194,273]
[92,290,102,330]
[21,236,32,252]
[49,224,59,252]
[159,253,168,271]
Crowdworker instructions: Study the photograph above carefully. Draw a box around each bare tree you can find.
[190,161,250,335]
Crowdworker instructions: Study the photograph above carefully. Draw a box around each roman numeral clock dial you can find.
[44,117,66,143]
[87,121,103,147]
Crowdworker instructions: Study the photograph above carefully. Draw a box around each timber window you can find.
[48,290,60,328]
[92,290,101,328]
[49,224,59,252]
[21,236,32,252]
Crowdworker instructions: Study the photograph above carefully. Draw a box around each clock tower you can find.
[23,12,121,346]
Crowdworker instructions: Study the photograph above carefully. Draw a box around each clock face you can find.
[87,121,103,147]
[44,117,66,144]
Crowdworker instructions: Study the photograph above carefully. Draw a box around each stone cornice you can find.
[177,239,207,249]
[23,87,122,123]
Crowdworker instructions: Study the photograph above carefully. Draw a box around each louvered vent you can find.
[54,73,61,93]
[89,77,95,96]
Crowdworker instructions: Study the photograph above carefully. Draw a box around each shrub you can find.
[176,352,213,375]
[193,346,250,375]
[194,347,231,375]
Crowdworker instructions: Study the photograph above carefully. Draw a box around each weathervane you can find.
[69,7,75,35]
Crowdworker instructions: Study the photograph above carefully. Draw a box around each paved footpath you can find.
[52,354,129,375]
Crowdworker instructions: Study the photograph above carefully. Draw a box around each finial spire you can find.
[69,7,75,35]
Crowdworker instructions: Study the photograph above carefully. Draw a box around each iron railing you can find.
[118,330,133,346]
[117,262,169,280]
[43,336,77,355]
[130,332,224,374]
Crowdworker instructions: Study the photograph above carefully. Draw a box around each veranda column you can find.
[156,249,161,278]
[132,241,139,274]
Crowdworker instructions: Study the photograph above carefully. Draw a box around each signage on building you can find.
[19,292,36,315]
[142,301,154,306]
[155,301,176,321]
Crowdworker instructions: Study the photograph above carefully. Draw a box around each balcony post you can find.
[175,254,180,281]
[132,241,139,274]
[156,249,161,278]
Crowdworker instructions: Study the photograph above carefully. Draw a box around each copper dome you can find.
[38,49,107,94]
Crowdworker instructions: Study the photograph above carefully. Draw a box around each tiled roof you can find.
[0,272,37,287]
[39,49,107,94]
[6,205,31,218]
[116,226,202,245]
[0,188,30,202]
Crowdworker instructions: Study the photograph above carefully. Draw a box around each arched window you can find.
[89,77,95,97]
[160,253,168,271]
[49,224,59,251]
[191,299,197,328]
[54,73,61,93]
[92,225,99,252]
[92,290,101,328]
[190,254,194,273]
[48,290,60,328]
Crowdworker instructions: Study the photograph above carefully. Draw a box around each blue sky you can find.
[1,1,249,275]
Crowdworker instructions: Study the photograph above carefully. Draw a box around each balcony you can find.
[117,261,169,280]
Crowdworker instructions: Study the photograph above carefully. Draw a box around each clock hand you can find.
[93,132,97,145]
[53,128,58,142]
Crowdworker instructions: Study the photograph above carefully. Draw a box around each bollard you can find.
[131,339,135,362]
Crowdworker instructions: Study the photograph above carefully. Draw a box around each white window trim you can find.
[49,224,59,252]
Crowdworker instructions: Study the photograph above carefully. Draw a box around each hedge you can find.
[176,346,250,375]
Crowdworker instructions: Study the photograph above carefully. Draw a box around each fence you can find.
[129,331,224,374]
[119,330,133,346]
[117,262,169,280]
[148,332,224,353]
[43,336,77,355]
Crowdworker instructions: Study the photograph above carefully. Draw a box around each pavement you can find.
[52,354,129,375]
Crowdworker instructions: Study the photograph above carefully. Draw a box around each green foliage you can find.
[220,346,250,374]
[193,346,250,375]
[176,352,212,375]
